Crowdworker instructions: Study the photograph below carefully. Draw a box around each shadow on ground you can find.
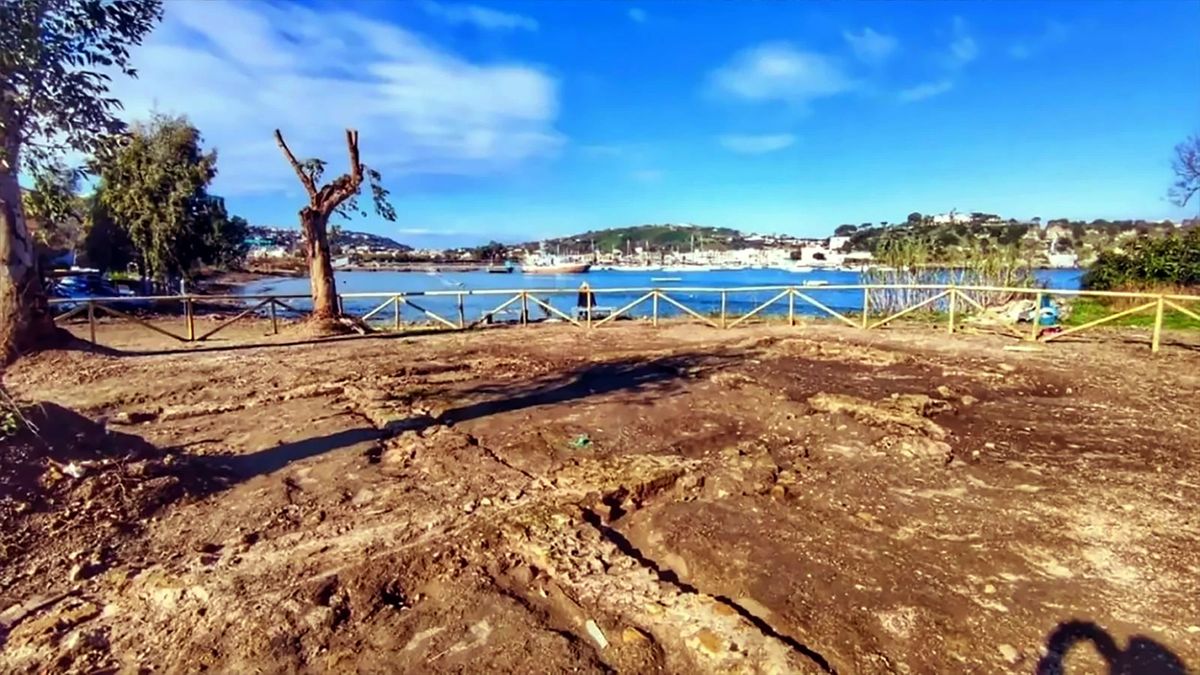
[1036,620,1189,675]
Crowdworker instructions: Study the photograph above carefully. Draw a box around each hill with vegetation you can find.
[840,213,1193,265]
[522,223,749,254]
[247,226,411,252]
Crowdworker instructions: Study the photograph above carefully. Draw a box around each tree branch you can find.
[274,129,317,200]
[316,130,364,216]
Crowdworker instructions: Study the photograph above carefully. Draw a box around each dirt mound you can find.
[0,402,223,591]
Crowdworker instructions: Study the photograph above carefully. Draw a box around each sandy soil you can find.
[2,319,1198,674]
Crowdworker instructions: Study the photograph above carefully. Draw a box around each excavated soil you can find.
[2,319,1199,674]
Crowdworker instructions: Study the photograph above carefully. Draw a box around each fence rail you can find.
[49,283,1200,353]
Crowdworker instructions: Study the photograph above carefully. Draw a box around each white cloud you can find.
[718,133,796,154]
[947,16,979,66]
[709,42,857,107]
[842,27,898,66]
[627,7,648,23]
[108,1,561,196]
[418,0,538,31]
[897,80,954,102]
[1008,20,1069,60]
[631,169,663,183]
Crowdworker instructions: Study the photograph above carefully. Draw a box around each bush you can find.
[1082,229,1200,290]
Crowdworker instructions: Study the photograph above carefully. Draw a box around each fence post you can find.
[269,299,279,335]
[393,296,401,330]
[947,288,957,334]
[652,291,659,327]
[185,297,196,341]
[87,301,96,345]
[521,292,529,325]
[720,291,727,329]
[457,292,465,329]
[1152,295,1165,353]
[788,288,796,326]
[861,288,870,329]
[1029,292,1044,341]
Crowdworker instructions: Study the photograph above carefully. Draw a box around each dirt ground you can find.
[2,318,1198,674]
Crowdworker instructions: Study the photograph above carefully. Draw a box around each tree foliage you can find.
[92,114,245,279]
[1082,229,1200,290]
[21,162,84,250]
[1,0,163,173]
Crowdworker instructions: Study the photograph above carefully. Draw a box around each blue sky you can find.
[110,0,1200,247]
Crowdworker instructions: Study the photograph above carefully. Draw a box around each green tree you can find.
[833,224,857,237]
[199,197,249,269]
[21,162,84,254]
[0,0,162,362]
[906,212,923,225]
[82,194,135,273]
[275,129,396,320]
[92,114,225,281]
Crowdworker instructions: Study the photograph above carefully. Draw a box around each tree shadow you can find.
[46,325,453,358]
[1036,620,1189,674]
[190,349,739,485]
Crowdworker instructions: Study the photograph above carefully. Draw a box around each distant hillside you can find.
[247,226,411,252]
[843,216,1185,265]
[523,224,752,254]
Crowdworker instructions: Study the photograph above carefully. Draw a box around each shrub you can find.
[1082,229,1200,290]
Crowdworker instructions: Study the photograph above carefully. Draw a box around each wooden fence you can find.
[49,284,1200,353]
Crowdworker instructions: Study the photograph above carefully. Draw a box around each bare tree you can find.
[1171,135,1200,208]
[274,129,395,320]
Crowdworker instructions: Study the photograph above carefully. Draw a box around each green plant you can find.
[1082,229,1200,290]
[1,409,18,437]
[864,237,1036,315]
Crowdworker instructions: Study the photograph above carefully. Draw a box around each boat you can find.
[522,262,592,275]
[487,264,514,274]
[651,276,682,282]
[788,265,815,273]
[802,279,829,287]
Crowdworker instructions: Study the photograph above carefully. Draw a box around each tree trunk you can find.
[301,208,338,319]
[0,158,54,365]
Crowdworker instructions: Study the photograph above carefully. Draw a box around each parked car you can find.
[47,271,148,314]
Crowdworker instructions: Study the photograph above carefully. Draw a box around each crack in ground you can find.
[581,507,837,674]
[464,434,536,480]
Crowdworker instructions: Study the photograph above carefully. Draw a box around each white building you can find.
[931,211,971,225]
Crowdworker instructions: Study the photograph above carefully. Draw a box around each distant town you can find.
[245,210,1198,272]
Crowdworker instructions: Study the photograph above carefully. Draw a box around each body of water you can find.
[241,267,1085,325]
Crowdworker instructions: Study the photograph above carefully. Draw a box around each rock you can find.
[479,497,493,507]
[983,584,996,594]
[998,363,1017,373]
[997,644,1019,662]
[585,619,608,649]
[695,628,723,654]
[936,385,955,398]
[769,485,786,499]
[462,501,476,513]
[961,395,979,406]
[622,627,649,644]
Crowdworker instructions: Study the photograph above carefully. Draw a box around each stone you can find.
[997,644,1018,662]
[961,395,979,406]
[696,628,723,654]
[585,619,608,649]
[983,584,996,594]
[622,627,649,644]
